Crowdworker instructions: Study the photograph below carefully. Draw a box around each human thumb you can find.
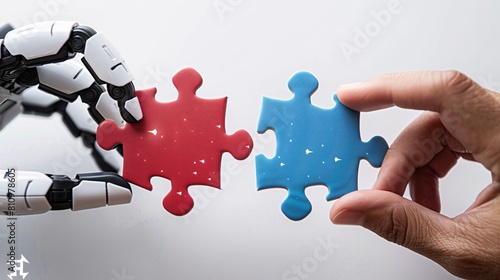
[330,190,457,263]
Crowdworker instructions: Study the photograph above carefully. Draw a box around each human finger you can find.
[338,70,500,181]
[337,71,476,112]
[373,113,447,193]
[330,190,456,264]
[409,146,459,212]
[330,189,500,279]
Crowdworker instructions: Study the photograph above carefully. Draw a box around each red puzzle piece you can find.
[96,68,253,215]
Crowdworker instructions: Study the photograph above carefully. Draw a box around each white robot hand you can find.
[0,21,142,215]
[0,169,131,215]
[0,21,142,124]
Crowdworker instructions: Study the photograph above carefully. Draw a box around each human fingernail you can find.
[331,210,365,226]
[338,82,362,91]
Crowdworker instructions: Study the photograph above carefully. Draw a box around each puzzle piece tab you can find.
[256,71,388,221]
[97,67,253,216]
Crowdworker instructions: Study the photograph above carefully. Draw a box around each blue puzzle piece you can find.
[256,71,388,221]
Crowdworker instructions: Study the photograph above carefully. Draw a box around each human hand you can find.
[329,71,500,279]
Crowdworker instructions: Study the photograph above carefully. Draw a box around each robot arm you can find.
[1,21,142,124]
[0,169,131,215]
[0,21,142,215]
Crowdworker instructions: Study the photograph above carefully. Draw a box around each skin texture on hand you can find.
[329,71,500,280]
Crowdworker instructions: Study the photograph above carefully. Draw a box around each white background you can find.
[0,1,498,279]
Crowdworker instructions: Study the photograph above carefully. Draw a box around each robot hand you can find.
[0,21,143,215]
[0,21,142,124]
[0,169,131,215]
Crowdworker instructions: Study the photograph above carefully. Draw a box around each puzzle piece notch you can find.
[256,71,388,221]
[97,67,253,216]
[173,67,203,101]
[288,70,319,101]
